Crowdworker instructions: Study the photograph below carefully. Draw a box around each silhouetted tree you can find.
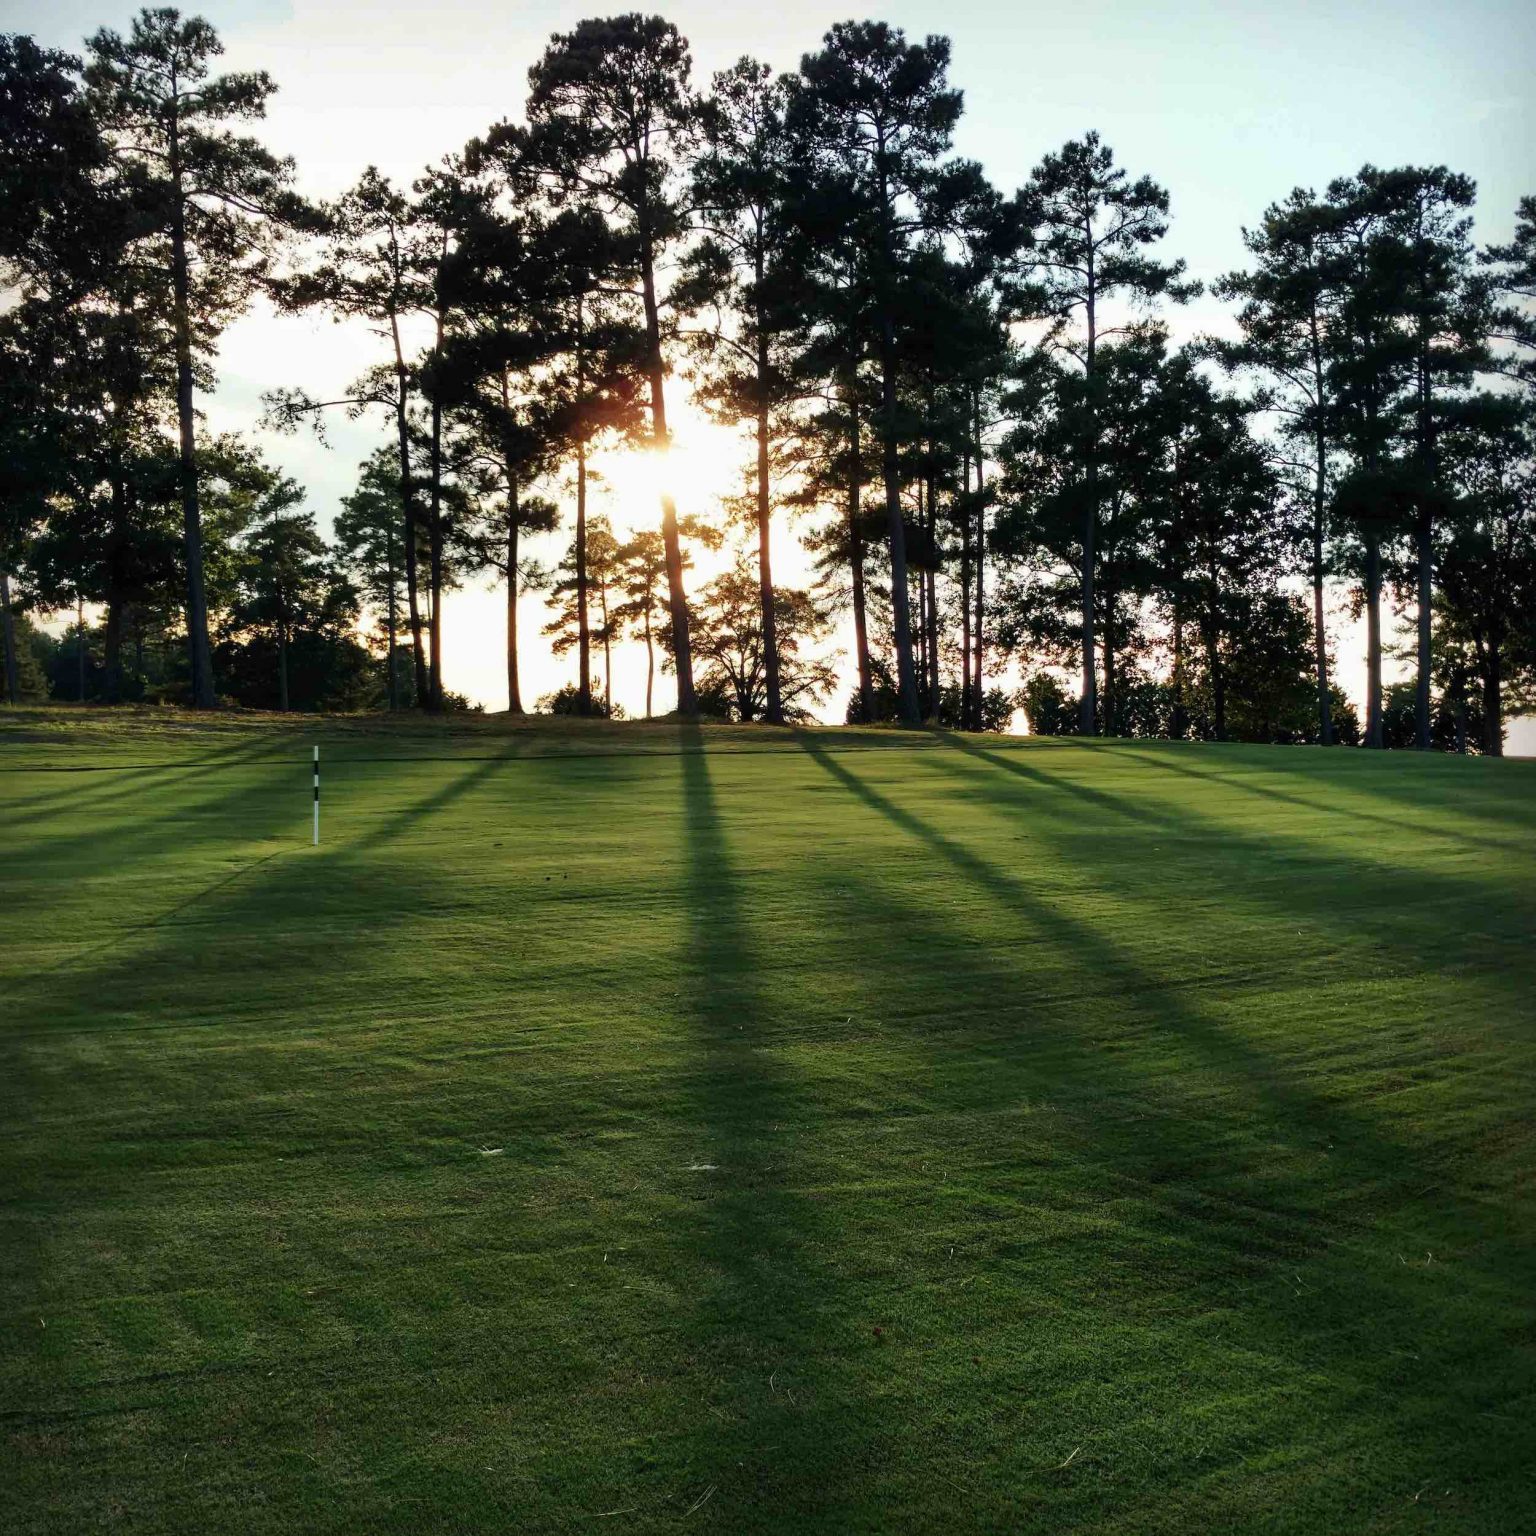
[269,167,433,706]
[1483,196,1536,388]
[333,449,409,708]
[791,22,997,723]
[1011,131,1194,732]
[546,515,622,717]
[1435,394,1536,754]
[522,14,701,711]
[684,58,804,723]
[689,547,838,722]
[85,8,309,707]
[1214,188,1349,743]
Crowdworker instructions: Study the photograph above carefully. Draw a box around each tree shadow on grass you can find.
[1186,738,1536,835]
[796,734,1424,1190]
[3,753,562,1504]
[0,734,282,821]
[1102,742,1530,857]
[929,735,1535,992]
[788,734,1533,1528]
[1,752,512,1031]
[615,727,900,1531]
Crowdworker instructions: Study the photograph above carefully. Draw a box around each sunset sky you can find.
[9,0,1534,738]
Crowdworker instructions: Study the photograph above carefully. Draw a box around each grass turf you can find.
[2,706,1534,1533]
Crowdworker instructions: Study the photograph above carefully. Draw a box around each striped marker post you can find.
[312,745,320,845]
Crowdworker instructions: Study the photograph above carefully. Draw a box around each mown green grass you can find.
[3,706,1534,1534]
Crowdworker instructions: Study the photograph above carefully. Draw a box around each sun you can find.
[589,399,750,544]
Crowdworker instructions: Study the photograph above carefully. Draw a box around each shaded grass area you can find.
[3,708,1534,1533]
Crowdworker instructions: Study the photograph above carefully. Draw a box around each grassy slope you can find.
[2,706,1534,1534]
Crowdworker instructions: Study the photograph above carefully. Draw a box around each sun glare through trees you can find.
[3,7,1535,1534]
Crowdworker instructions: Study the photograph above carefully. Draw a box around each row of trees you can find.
[3,13,1533,746]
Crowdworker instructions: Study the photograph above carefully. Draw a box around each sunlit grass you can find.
[3,708,1533,1533]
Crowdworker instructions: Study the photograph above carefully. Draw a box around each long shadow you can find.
[342,752,509,854]
[4,746,316,875]
[1235,739,1536,834]
[2,752,508,1026]
[0,735,280,820]
[787,735,1532,1521]
[1107,742,1523,858]
[930,736,1535,989]
[642,728,891,1528]
[795,733,1506,1221]
[787,810,1531,1523]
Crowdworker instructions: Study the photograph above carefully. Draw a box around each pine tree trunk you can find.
[1170,445,1186,740]
[1101,590,1115,737]
[644,604,654,720]
[972,393,986,733]
[103,595,124,705]
[924,471,939,717]
[506,479,522,715]
[849,395,874,722]
[167,97,215,709]
[76,593,86,702]
[876,160,919,724]
[386,517,399,711]
[576,437,591,715]
[1312,439,1332,746]
[959,449,972,733]
[1483,651,1503,757]
[1309,306,1333,746]
[1415,513,1433,750]
[1079,257,1099,735]
[638,237,694,712]
[426,302,446,713]
[1365,531,1384,748]
[277,618,289,712]
[103,470,127,703]
[879,307,919,724]
[391,317,428,709]
[757,336,783,724]
[597,572,612,719]
[0,562,19,705]
[1209,560,1226,742]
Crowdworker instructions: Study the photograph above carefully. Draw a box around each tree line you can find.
[3,12,1533,748]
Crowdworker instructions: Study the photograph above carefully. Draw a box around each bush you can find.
[1021,672,1077,736]
[537,683,618,718]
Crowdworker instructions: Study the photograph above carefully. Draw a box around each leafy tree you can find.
[333,449,408,708]
[1159,356,1283,741]
[1011,131,1195,732]
[688,547,838,722]
[612,528,667,720]
[1324,171,1416,748]
[1483,195,1536,388]
[0,34,112,703]
[683,57,805,723]
[1373,167,1485,750]
[428,180,619,714]
[791,22,997,723]
[1434,395,1536,754]
[1020,671,1076,736]
[790,367,882,721]
[0,34,107,290]
[85,8,310,707]
[1214,188,1349,743]
[545,515,622,718]
[522,14,702,711]
[269,167,434,706]
[226,479,328,711]
[996,332,1167,734]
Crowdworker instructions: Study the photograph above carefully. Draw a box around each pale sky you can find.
[9,0,1535,746]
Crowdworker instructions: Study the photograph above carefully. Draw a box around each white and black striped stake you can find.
[312,745,320,846]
